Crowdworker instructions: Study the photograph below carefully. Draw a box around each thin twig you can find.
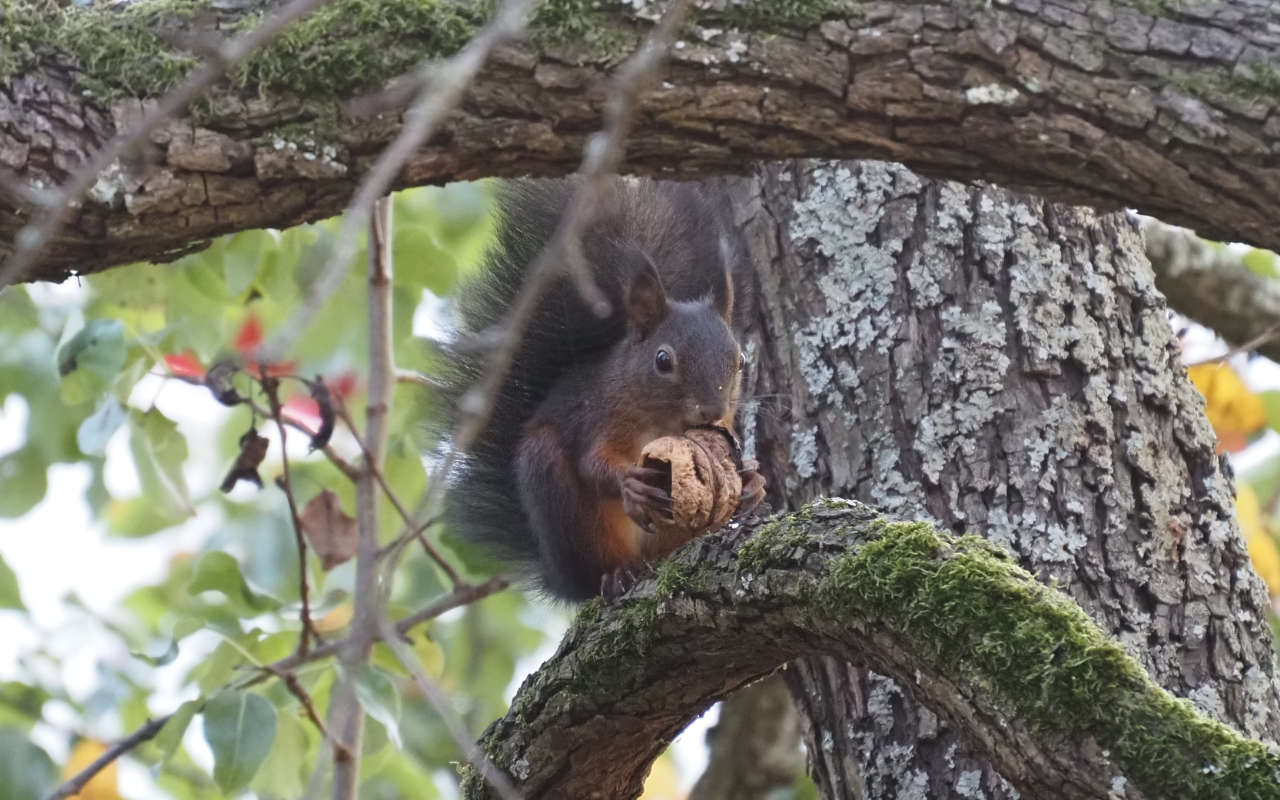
[43,715,172,800]
[0,0,333,288]
[261,0,537,362]
[374,515,440,561]
[160,369,361,480]
[274,668,349,760]
[331,398,461,583]
[378,614,521,800]
[262,374,321,654]
[48,575,509,800]
[1185,322,1280,367]
[327,195,396,800]
[240,576,510,688]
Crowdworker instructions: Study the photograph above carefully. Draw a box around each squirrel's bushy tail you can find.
[432,176,748,593]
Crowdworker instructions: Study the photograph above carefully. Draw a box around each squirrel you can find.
[436,176,765,602]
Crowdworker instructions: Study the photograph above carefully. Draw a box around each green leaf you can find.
[56,318,126,405]
[188,552,281,615]
[1262,391,1280,434]
[393,225,458,295]
[223,230,274,296]
[0,554,24,610]
[154,699,201,765]
[0,447,47,518]
[250,710,307,798]
[202,692,277,794]
[130,637,179,666]
[77,395,127,456]
[195,641,244,694]
[128,408,194,527]
[106,496,185,538]
[180,241,231,301]
[0,287,38,335]
[354,666,402,748]
[0,727,56,800]
[1242,247,1279,279]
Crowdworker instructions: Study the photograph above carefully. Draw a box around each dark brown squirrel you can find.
[435,177,765,601]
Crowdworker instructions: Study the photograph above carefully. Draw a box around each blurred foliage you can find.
[0,181,570,799]
[0,178,785,799]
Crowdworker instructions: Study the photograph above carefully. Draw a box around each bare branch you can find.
[273,667,350,760]
[262,0,537,362]
[0,0,333,288]
[44,715,172,800]
[331,398,461,585]
[1143,216,1280,366]
[378,614,521,800]
[326,194,396,800]
[261,374,322,654]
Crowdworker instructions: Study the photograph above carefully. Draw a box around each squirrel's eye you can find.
[655,348,674,374]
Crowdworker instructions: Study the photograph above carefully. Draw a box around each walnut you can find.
[639,426,744,538]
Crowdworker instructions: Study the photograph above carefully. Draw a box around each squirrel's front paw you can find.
[736,459,767,516]
[622,466,673,533]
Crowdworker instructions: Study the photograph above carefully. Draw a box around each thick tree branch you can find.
[688,675,803,800]
[1143,217,1280,364]
[3,0,1280,285]
[461,501,1280,800]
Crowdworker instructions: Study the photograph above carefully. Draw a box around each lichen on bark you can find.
[739,159,1280,797]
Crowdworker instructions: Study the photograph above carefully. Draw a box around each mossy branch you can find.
[462,500,1280,800]
[4,0,1280,285]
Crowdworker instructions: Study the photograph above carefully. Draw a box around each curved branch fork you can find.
[463,500,1280,800]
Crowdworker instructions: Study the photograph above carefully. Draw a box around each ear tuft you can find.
[627,257,669,339]
[710,233,735,320]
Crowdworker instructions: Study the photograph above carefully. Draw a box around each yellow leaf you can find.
[314,602,353,633]
[413,635,445,678]
[1237,485,1280,596]
[61,739,120,800]
[1187,363,1267,451]
[639,751,683,800]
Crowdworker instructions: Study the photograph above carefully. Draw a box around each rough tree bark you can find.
[732,159,1280,796]
[460,503,1280,800]
[4,0,1280,284]
[688,676,803,800]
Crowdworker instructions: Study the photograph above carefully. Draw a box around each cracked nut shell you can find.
[638,426,744,537]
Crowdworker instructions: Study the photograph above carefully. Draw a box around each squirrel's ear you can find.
[626,260,668,339]
[711,234,736,320]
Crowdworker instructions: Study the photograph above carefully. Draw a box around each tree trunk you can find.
[733,159,1280,797]
[5,0,1280,284]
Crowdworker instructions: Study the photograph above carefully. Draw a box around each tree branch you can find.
[460,501,1280,800]
[1142,217,1280,365]
[0,0,334,287]
[44,715,172,800]
[5,0,1280,285]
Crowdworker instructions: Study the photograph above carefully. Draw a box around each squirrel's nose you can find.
[686,403,723,427]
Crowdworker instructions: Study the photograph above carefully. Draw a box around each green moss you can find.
[735,515,811,574]
[817,521,1280,799]
[654,558,696,597]
[713,0,847,29]
[0,0,203,99]
[1167,63,1280,105]
[528,0,634,54]
[2,0,846,104]
[575,597,603,625]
